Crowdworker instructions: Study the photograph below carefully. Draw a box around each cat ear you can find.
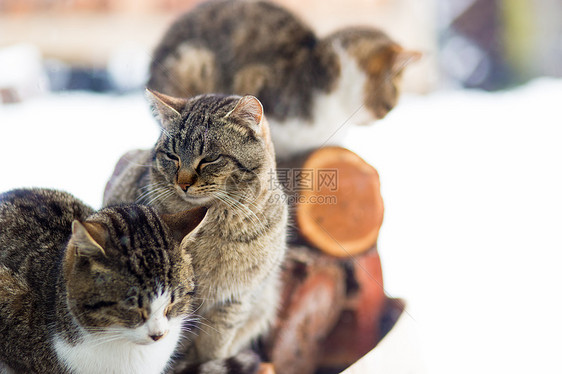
[160,206,208,244]
[391,49,422,75]
[226,95,265,136]
[145,88,187,128]
[70,220,107,257]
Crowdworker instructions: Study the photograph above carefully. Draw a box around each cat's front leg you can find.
[194,298,253,361]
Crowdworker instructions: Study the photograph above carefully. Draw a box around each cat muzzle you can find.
[150,331,168,342]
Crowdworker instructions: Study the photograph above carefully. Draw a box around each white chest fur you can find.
[269,46,373,159]
[54,320,182,374]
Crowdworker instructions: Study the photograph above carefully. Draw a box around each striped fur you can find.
[175,350,260,374]
[148,0,419,158]
[103,93,287,372]
[0,188,204,373]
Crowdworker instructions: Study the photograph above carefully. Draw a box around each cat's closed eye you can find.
[197,155,222,170]
[83,300,117,310]
[163,152,180,162]
[124,295,138,307]
[125,286,140,306]
[175,284,196,297]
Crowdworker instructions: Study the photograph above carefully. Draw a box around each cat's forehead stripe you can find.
[94,205,174,287]
[177,125,207,156]
[108,206,168,250]
[172,96,241,157]
[132,206,169,251]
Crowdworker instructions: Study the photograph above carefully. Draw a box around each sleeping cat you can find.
[103,92,287,371]
[0,188,207,374]
[148,0,420,159]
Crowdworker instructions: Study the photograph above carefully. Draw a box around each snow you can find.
[1,78,562,373]
[0,44,49,98]
[0,92,158,207]
[344,78,562,373]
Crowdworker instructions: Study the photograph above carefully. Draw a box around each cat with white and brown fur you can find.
[0,188,207,374]
[148,0,420,159]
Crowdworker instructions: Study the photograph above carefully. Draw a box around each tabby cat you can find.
[148,0,420,159]
[0,188,207,374]
[103,92,287,370]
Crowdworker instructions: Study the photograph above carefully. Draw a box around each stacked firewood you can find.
[262,146,387,373]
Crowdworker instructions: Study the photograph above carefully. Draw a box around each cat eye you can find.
[164,152,180,162]
[124,296,137,307]
[198,155,221,170]
[124,287,143,311]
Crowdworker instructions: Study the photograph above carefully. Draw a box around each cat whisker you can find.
[139,181,167,192]
[219,186,260,207]
[186,320,220,336]
[190,296,215,304]
[180,322,200,333]
[189,300,207,314]
[223,189,265,214]
[157,189,176,207]
[136,183,170,204]
[214,193,261,229]
[185,313,220,332]
[136,190,156,204]
[145,188,175,207]
[175,336,191,350]
[86,332,128,349]
[214,190,249,214]
[177,318,210,337]
[88,337,126,349]
[215,191,267,234]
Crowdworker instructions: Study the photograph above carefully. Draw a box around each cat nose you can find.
[150,331,168,341]
[177,169,197,192]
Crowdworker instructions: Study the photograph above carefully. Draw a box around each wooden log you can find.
[276,146,384,258]
[264,247,346,374]
[324,298,407,374]
[257,363,276,374]
[318,249,386,368]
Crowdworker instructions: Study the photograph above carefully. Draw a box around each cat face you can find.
[331,27,421,122]
[63,205,206,345]
[146,92,274,211]
[362,44,420,120]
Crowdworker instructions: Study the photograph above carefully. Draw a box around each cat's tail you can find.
[173,350,261,374]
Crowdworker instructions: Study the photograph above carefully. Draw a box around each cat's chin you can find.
[135,339,161,346]
[180,193,215,205]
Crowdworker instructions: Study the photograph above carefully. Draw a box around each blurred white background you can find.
[1,1,562,373]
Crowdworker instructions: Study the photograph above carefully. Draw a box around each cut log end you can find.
[295,147,384,257]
